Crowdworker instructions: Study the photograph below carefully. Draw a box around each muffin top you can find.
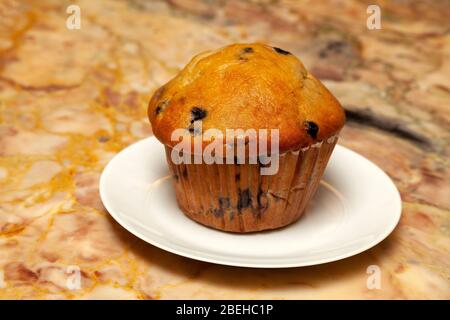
[148,43,345,154]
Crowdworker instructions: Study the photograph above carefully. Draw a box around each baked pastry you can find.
[148,43,345,233]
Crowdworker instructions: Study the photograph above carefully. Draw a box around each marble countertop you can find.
[0,0,449,299]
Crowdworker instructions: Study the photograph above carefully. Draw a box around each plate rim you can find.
[99,137,402,268]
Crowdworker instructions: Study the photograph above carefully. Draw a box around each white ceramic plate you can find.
[99,137,401,268]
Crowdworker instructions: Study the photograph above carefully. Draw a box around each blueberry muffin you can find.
[148,43,345,233]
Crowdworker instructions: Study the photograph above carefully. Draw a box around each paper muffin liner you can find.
[163,136,339,233]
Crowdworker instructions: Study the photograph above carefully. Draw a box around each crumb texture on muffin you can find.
[148,43,345,153]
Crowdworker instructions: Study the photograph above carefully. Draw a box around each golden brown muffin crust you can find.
[148,43,345,153]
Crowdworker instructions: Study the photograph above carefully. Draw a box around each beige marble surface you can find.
[0,0,449,299]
